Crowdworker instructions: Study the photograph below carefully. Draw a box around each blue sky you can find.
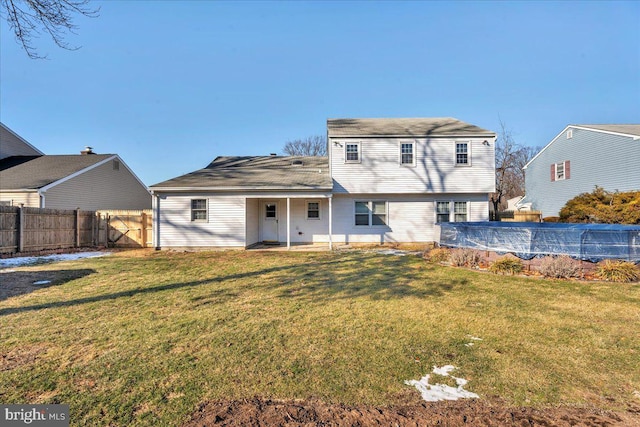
[1,1,639,186]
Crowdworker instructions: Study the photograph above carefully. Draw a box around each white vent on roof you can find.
[291,160,304,166]
[566,129,573,139]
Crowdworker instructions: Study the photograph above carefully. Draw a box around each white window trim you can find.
[344,142,361,164]
[354,200,388,227]
[399,141,416,167]
[306,200,321,220]
[555,161,566,181]
[454,141,471,167]
[191,198,208,222]
[435,200,469,223]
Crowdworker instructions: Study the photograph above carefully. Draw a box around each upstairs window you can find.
[455,142,469,165]
[355,201,387,226]
[551,160,570,181]
[400,142,415,166]
[191,199,207,221]
[345,143,361,163]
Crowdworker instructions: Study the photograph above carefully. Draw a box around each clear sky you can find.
[1,1,639,186]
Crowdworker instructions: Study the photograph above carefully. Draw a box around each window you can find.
[551,160,571,181]
[436,201,451,223]
[307,201,320,220]
[455,142,469,165]
[437,201,468,222]
[454,202,468,222]
[355,201,387,226]
[400,142,415,165]
[265,203,277,218]
[191,199,207,221]
[345,143,360,163]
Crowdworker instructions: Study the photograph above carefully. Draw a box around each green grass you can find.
[1,250,639,426]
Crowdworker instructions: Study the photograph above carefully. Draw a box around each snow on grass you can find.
[0,252,111,269]
[33,280,52,285]
[405,365,479,402]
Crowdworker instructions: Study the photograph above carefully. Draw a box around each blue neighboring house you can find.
[520,124,640,218]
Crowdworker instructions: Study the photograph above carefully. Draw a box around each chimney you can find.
[81,146,95,155]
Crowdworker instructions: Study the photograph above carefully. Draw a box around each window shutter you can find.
[551,164,555,182]
[565,160,570,180]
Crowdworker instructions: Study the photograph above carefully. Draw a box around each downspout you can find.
[39,190,46,208]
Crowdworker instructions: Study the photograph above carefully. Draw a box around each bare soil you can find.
[184,397,640,427]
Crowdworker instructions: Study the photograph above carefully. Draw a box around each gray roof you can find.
[0,154,114,190]
[574,124,640,137]
[151,156,332,191]
[327,117,495,137]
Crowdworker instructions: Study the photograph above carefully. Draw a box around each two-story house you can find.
[521,124,640,218]
[149,117,496,249]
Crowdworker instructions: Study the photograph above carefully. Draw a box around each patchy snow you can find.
[377,249,409,256]
[0,252,111,269]
[405,365,479,402]
[33,280,52,285]
[464,342,475,347]
[467,336,483,341]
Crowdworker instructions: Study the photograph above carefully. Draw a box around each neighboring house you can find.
[521,124,640,218]
[150,117,496,249]
[0,123,151,210]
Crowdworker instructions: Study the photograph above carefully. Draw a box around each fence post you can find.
[18,204,25,253]
[75,208,81,247]
[141,212,148,248]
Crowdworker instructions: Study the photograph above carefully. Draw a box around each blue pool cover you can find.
[438,222,640,262]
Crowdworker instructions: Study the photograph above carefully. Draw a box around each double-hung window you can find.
[455,142,470,166]
[345,142,360,163]
[191,199,207,221]
[436,201,451,223]
[436,201,468,223]
[355,201,387,226]
[307,201,320,220]
[400,142,415,166]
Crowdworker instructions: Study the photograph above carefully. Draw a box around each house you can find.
[0,122,151,210]
[521,124,640,218]
[150,117,496,249]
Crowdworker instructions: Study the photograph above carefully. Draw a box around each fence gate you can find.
[98,210,152,248]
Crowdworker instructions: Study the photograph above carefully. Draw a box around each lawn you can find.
[1,249,638,426]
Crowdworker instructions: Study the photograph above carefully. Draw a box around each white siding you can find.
[159,194,246,247]
[45,159,151,210]
[0,192,40,207]
[330,137,495,194]
[331,194,488,244]
[288,198,330,243]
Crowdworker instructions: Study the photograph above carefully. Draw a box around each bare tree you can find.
[2,0,99,59]
[282,135,327,156]
[490,121,539,215]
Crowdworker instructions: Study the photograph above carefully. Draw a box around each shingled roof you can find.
[0,154,115,190]
[574,124,640,137]
[327,117,495,137]
[151,156,332,191]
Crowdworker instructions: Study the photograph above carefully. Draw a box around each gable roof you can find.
[0,122,44,159]
[0,154,115,190]
[151,156,332,191]
[523,123,640,170]
[327,117,495,138]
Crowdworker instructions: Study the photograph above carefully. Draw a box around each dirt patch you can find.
[0,345,48,372]
[0,269,95,301]
[184,397,640,427]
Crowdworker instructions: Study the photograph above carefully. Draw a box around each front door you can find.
[262,202,279,242]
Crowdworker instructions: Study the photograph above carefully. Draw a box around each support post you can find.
[75,208,81,247]
[286,197,291,250]
[141,212,148,248]
[328,196,333,250]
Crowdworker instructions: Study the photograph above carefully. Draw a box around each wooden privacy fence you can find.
[0,206,153,254]
[493,210,543,222]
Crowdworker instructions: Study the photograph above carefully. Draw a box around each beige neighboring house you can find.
[0,122,151,210]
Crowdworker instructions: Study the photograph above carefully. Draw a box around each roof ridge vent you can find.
[291,159,304,166]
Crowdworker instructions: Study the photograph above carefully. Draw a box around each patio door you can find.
[262,201,279,242]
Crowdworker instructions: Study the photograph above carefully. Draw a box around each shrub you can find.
[595,260,640,283]
[538,255,582,279]
[426,248,450,263]
[559,187,640,224]
[449,248,481,268]
[489,257,524,275]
